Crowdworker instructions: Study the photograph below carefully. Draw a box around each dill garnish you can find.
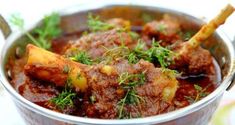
[184,84,210,104]
[50,89,76,110]
[194,84,209,102]
[102,45,130,64]
[117,72,146,119]
[118,72,145,87]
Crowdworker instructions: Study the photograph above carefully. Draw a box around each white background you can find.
[0,0,235,125]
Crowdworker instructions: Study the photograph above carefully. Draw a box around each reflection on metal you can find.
[0,15,11,38]
[0,84,4,94]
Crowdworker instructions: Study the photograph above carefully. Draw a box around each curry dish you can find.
[6,5,234,119]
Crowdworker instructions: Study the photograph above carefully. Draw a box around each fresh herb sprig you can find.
[10,13,61,50]
[184,84,210,104]
[127,39,175,68]
[102,45,130,64]
[102,39,175,68]
[194,84,209,102]
[87,13,114,32]
[118,72,146,87]
[127,41,147,64]
[117,72,146,119]
[50,89,76,110]
[70,51,93,65]
[148,41,175,68]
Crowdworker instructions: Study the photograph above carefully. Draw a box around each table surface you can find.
[0,0,235,125]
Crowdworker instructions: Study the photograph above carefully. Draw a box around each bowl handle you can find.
[0,15,12,38]
[226,69,235,91]
[226,38,235,91]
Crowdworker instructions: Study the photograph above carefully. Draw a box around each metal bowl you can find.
[0,2,234,125]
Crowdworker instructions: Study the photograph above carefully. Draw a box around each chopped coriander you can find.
[102,38,175,68]
[87,13,114,32]
[10,13,61,50]
[127,52,138,64]
[127,40,147,64]
[50,89,76,110]
[127,39,175,68]
[34,13,61,39]
[147,40,175,68]
[70,51,93,65]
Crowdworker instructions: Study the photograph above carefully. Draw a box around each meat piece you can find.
[24,45,179,118]
[66,29,135,59]
[85,60,178,118]
[142,14,181,47]
[24,44,88,92]
[18,78,58,103]
[170,42,215,75]
[170,5,234,75]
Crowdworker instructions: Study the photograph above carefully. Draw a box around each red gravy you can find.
[6,17,221,118]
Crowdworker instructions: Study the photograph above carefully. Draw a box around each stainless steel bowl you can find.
[0,2,235,125]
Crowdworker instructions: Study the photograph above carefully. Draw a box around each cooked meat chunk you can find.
[170,43,215,75]
[142,14,181,47]
[66,29,135,59]
[24,45,179,118]
[85,60,178,118]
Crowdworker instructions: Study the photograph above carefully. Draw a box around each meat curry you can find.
[6,5,234,119]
